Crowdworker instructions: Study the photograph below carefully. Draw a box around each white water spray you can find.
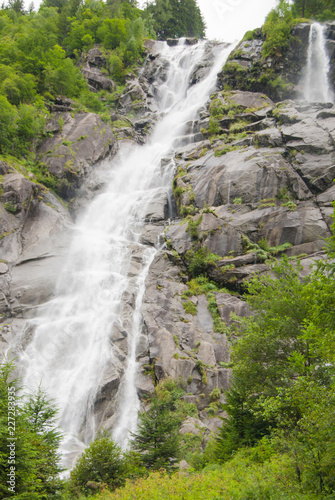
[19,40,231,468]
[303,22,333,103]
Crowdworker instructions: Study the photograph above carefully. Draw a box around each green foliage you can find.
[98,446,320,499]
[186,215,202,240]
[186,247,221,278]
[43,44,85,97]
[257,238,292,255]
[292,0,335,20]
[131,379,195,471]
[69,430,132,495]
[211,229,335,496]
[182,300,197,316]
[148,0,206,40]
[209,388,221,402]
[262,0,295,58]
[0,0,153,165]
[281,200,297,211]
[0,358,63,499]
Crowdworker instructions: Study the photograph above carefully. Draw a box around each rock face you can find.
[38,112,117,199]
[81,47,116,92]
[2,32,335,435]
[139,90,335,424]
[218,22,335,102]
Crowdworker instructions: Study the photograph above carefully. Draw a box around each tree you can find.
[0,358,63,499]
[292,0,335,20]
[214,251,335,463]
[148,0,205,40]
[69,431,127,495]
[0,95,16,152]
[43,44,86,97]
[131,379,185,470]
[262,0,294,58]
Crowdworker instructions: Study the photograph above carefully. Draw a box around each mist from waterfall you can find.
[18,40,232,469]
[303,22,333,103]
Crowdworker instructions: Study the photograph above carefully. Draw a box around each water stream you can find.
[19,40,232,468]
[303,22,333,103]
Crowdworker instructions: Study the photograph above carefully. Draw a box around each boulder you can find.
[2,173,40,214]
[179,417,206,436]
[39,112,117,198]
[81,63,116,92]
[215,293,251,325]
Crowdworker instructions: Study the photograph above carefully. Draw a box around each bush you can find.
[186,248,221,278]
[69,431,127,495]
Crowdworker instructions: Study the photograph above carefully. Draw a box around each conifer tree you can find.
[131,380,184,470]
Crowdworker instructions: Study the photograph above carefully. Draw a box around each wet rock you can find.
[2,173,39,214]
[167,38,179,47]
[253,127,284,147]
[144,189,169,221]
[187,147,311,208]
[185,38,198,46]
[48,96,75,112]
[86,47,106,67]
[0,263,8,274]
[228,90,274,110]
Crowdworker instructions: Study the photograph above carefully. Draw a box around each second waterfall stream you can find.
[303,22,333,103]
[19,40,232,468]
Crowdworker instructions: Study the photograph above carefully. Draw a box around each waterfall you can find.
[18,40,232,469]
[303,22,333,103]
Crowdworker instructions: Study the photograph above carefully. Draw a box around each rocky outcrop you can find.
[38,112,117,199]
[81,47,116,92]
[141,249,232,411]
[0,165,72,357]
[218,22,335,102]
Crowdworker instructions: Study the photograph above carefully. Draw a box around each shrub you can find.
[69,431,126,495]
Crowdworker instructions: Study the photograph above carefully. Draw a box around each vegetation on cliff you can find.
[86,214,334,499]
[221,0,335,100]
[0,0,205,196]
[0,0,151,159]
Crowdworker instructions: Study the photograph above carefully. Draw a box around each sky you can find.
[137,0,278,42]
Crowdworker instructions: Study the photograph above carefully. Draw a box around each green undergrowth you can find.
[182,276,232,335]
[220,1,310,99]
[242,234,292,262]
[0,153,69,196]
[172,166,198,217]
[100,443,318,500]
[185,247,222,278]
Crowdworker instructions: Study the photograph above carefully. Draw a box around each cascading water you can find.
[18,40,232,468]
[303,22,333,103]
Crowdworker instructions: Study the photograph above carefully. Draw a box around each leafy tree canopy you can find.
[147,0,206,40]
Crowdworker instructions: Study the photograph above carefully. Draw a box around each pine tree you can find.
[0,359,63,499]
[131,380,184,470]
